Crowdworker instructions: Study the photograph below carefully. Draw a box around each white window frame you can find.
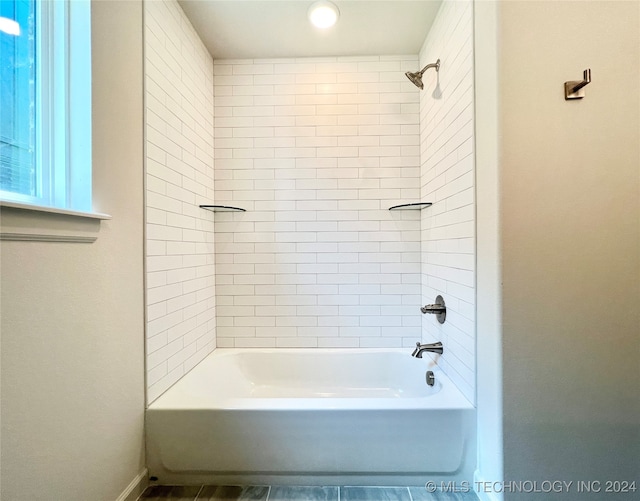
[0,0,92,212]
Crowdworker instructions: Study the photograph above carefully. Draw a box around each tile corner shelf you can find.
[199,205,246,212]
[388,202,432,211]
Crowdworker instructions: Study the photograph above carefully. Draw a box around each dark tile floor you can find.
[139,485,479,501]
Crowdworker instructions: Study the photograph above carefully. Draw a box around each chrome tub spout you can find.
[411,341,444,358]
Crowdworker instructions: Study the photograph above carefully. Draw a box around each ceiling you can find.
[178,1,443,60]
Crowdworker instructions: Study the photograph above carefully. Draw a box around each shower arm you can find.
[418,59,440,75]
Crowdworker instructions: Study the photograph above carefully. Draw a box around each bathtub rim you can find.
[148,347,475,411]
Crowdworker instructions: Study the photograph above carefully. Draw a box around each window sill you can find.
[0,200,111,243]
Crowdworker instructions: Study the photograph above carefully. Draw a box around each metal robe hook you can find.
[565,69,591,100]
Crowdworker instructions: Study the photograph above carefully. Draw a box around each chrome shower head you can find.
[405,59,440,89]
[405,71,425,89]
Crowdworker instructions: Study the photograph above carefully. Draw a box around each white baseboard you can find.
[115,469,148,501]
[474,469,502,501]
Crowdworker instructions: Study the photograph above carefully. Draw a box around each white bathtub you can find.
[146,348,476,486]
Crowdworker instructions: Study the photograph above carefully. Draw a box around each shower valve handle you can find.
[420,304,446,314]
[419,295,446,324]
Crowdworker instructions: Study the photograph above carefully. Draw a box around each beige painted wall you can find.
[498,1,639,498]
[0,1,146,500]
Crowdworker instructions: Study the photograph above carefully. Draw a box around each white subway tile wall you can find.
[144,0,216,403]
[419,0,476,403]
[213,55,423,349]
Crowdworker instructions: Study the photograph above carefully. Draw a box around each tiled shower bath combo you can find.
[143,0,476,495]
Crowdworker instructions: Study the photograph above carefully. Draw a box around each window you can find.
[0,0,91,212]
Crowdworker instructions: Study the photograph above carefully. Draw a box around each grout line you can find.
[194,484,205,500]
[407,486,414,501]
[265,485,271,501]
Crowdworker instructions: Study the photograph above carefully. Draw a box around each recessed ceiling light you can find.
[308,1,340,29]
